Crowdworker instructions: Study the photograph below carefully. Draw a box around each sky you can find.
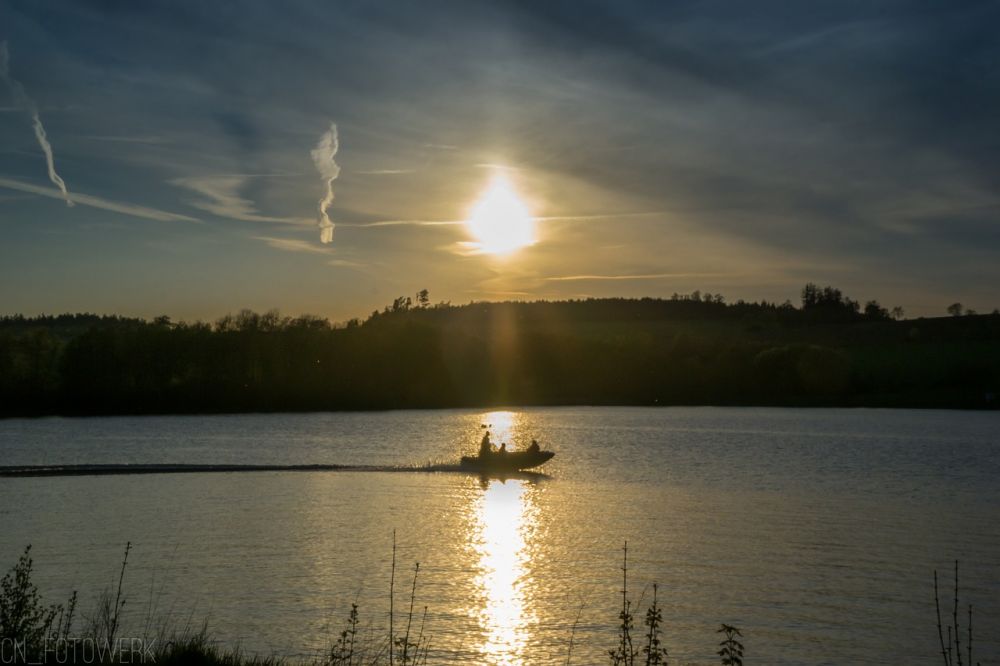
[1,0,998,322]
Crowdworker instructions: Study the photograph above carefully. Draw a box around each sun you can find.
[465,174,535,255]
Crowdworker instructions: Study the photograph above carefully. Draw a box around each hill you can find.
[1,289,998,416]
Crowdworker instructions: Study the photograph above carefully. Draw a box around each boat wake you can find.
[0,463,551,481]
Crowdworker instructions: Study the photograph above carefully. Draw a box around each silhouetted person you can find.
[528,439,540,454]
[479,431,492,457]
[498,443,507,455]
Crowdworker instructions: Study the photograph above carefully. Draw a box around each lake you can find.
[1,407,998,664]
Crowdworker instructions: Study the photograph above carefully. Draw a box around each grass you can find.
[934,561,980,666]
[0,539,754,665]
[11,538,983,665]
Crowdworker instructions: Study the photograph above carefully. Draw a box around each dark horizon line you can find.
[0,289,994,328]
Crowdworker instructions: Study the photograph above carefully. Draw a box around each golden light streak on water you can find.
[471,478,536,665]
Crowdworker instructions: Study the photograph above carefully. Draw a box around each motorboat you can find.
[459,448,555,473]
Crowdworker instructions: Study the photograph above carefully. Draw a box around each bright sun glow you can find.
[465,174,535,255]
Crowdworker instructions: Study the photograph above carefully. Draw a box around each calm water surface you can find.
[1,407,998,665]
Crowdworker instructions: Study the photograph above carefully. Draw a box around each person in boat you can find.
[498,442,507,455]
[528,439,540,454]
[479,431,493,457]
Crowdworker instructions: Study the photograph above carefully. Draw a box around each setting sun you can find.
[465,174,535,255]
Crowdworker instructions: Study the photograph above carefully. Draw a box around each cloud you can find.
[348,219,463,228]
[545,272,732,282]
[172,176,308,225]
[311,123,340,244]
[536,211,666,223]
[251,236,363,268]
[353,169,414,175]
[450,241,490,257]
[0,41,73,207]
[465,289,535,298]
[474,163,520,171]
[0,176,198,222]
[81,134,170,145]
[251,235,333,255]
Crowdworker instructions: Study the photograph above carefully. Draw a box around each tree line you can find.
[1,286,998,416]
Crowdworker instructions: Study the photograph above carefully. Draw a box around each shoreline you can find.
[3,398,998,421]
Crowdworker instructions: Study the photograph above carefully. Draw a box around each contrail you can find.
[310,122,340,243]
[0,41,73,207]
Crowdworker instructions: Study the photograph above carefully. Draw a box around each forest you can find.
[1,285,998,417]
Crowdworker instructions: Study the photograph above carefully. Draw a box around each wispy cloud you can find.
[251,235,332,255]
[450,241,505,257]
[474,163,520,171]
[537,211,666,222]
[0,41,73,207]
[250,235,364,270]
[311,123,340,244]
[347,219,463,228]
[545,272,731,282]
[0,176,198,222]
[172,176,307,225]
[464,289,535,298]
[353,169,414,175]
[82,134,171,145]
[327,258,363,268]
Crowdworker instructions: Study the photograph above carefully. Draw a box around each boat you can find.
[459,448,555,473]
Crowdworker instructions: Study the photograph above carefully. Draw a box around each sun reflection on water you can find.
[482,410,517,448]
[472,478,536,665]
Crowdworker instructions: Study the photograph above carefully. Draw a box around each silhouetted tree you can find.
[947,303,964,317]
[388,296,412,313]
[801,284,860,319]
[864,300,889,320]
[891,306,905,321]
[801,283,820,308]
